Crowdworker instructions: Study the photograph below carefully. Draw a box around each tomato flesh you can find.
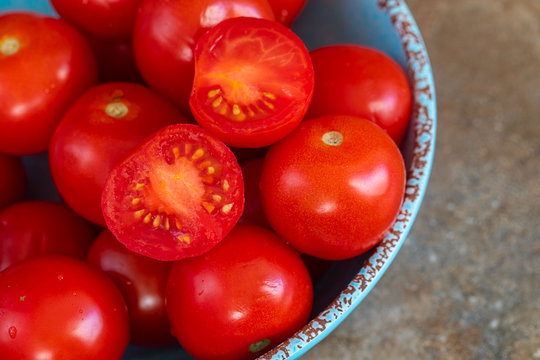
[190,17,314,148]
[102,123,244,261]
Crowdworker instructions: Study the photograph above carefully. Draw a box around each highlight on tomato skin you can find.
[101,123,245,262]
[189,16,315,148]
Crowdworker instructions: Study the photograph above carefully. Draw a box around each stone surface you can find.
[302,0,540,359]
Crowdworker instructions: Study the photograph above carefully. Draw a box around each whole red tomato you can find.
[0,200,96,272]
[260,115,406,260]
[50,0,143,39]
[166,224,313,360]
[132,0,275,114]
[267,0,307,26]
[49,82,187,226]
[0,12,97,155]
[307,44,412,145]
[0,255,130,360]
[86,229,175,347]
[0,155,26,210]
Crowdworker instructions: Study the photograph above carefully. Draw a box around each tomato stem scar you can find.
[105,102,129,118]
[249,338,271,352]
[322,131,343,146]
[1,37,20,56]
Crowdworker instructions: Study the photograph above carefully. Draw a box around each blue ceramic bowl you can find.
[1,0,436,358]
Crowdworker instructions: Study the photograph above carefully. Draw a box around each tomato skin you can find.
[0,155,26,210]
[102,123,244,261]
[189,17,314,148]
[0,12,98,155]
[132,0,275,115]
[50,0,143,39]
[260,115,406,260]
[0,200,96,272]
[49,82,187,226]
[86,230,175,347]
[166,224,313,360]
[307,44,412,145]
[0,255,130,360]
[267,0,307,26]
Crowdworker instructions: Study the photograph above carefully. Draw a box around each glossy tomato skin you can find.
[133,0,275,115]
[0,12,97,155]
[166,224,313,360]
[267,0,307,26]
[50,0,143,39]
[0,255,130,360]
[307,44,412,145]
[49,82,187,226]
[190,17,314,148]
[260,115,406,260]
[102,123,244,261]
[0,155,26,210]
[86,229,175,347]
[0,200,96,272]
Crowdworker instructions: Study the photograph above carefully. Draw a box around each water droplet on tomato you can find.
[8,326,16,339]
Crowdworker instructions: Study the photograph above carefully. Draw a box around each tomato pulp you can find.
[102,123,244,261]
[190,17,314,148]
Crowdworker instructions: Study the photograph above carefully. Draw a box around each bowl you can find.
[1,0,436,359]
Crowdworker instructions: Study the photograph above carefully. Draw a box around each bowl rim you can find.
[261,0,437,358]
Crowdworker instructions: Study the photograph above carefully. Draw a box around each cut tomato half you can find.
[101,124,244,261]
[189,17,314,148]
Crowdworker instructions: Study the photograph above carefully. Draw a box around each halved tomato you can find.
[101,124,244,261]
[189,17,314,148]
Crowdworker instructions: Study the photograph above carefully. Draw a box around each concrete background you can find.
[302,0,540,359]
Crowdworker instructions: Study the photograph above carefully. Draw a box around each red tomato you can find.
[260,115,406,260]
[166,224,313,360]
[0,200,96,272]
[239,157,270,228]
[190,17,314,148]
[0,12,97,155]
[84,33,144,83]
[132,0,275,114]
[267,0,307,26]
[86,229,175,347]
[50,0,143,39]
[49,82,187,226]
[0,256,130,359]
[0,155,26,210]
[307,44,412,145]
[101,123,244,261]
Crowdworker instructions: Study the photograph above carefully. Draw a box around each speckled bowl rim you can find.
[260,0,437,359]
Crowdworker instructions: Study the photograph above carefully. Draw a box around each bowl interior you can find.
[2,1,436,359]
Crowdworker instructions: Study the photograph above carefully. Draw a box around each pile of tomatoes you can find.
[0,0,412,359]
